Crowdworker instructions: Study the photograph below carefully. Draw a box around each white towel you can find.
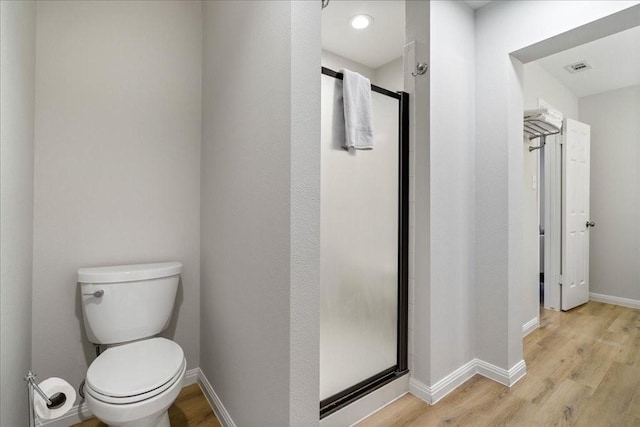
[524,107,562,122]
[341,69,374,150]
[524,107,563,137]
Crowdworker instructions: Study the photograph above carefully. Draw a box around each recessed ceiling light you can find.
[349,14,373,30]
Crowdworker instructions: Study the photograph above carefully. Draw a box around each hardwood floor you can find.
[72,383,221,427]
[358,301,640,426]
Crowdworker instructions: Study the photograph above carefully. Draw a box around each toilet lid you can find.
[87,338,184,398]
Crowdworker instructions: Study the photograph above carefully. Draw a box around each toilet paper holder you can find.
[25,370,67,427]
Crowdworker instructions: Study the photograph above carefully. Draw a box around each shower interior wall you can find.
[321,50,404,91]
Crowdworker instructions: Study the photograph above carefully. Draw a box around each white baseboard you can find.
[320,374,409,427]
[590,292,640,310]
[38,368,206,427]
[410,358,527,405]
[476,359,526,387]
[409,359,477,404]
[195,368,236,427]
[36,357,530,427]
[509,360,527,385]
[184,367,199,386]
[522,317,539,337]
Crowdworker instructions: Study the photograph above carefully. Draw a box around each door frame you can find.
[543,130,562,311]
[540,100,562,311]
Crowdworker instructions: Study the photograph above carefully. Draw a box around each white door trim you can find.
[543,131,562,311]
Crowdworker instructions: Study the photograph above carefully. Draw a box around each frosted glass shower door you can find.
[320,74,400,401]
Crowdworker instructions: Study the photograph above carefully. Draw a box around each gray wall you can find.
[405,0,430,386]
[289,3,321,422]
[428,0,476,384]
[32,1,202,400]
[201,1,320,425]
[0,2,36,425]
[581,85,640,302]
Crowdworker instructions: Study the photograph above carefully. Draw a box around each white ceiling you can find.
[321,0,405,69]
[536,25,640,98]
[321,0,639,98]
[321,1,494,70]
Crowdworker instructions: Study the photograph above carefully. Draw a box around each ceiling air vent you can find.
[564,60,592,73]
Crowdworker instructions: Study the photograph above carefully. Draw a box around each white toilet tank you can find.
[78,262,182,345]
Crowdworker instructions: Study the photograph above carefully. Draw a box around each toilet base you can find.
[157,412,170,427]
[106,410,169,427]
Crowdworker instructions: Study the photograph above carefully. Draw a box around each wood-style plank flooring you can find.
[72,383,221,427]
[72,302,640,426]
[358,301,640,426]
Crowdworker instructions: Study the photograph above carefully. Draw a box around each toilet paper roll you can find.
[33,377,76,420]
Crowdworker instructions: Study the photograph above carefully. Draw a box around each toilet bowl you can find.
[78,262,185,427]
[84,338,186,427]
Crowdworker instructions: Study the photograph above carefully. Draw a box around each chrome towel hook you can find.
[412,62,428,77]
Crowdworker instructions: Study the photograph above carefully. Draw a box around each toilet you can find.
[78,262,186,427]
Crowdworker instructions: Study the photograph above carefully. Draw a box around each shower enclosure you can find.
[320,67,409,417]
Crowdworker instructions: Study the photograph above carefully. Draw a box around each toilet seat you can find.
[86,337,185,405]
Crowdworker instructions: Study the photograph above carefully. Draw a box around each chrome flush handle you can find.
[82,290,104,298]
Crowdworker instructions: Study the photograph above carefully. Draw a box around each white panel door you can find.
[562,118,591,311]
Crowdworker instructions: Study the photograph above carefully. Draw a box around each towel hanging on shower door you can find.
[340,68,374,150]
